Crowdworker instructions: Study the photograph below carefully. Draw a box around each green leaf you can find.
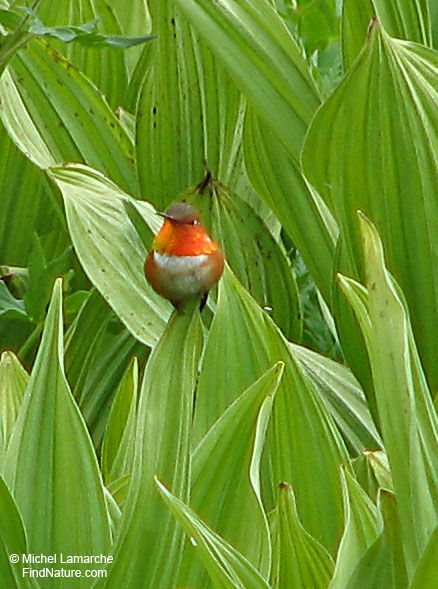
[195,268,349,554]
[338,214,438,573]
[183,363,283,586]
[342,0,431,71]
[156,479,271,589]
[0,122,64,267]
[30,0,130,110]
[0,474,35,588]
[104,485,122,541]
[287,0,340,54]
[103,308,203,588]
[3,279,111,573]
[363,449,393,492]
[186,177,302,340]
[345,490,408,589]
[123,41,154,112]
[49,164,170,347]
[136,0,245,210]
[272,482,333,589]
[0,351,28,457]
[432,0,438,48]
[290,343,382,453]
[410,525,438,589]
[0,40,137,194]
[106,474,130,511]
[171,0,321,164]
[27,16,155,48]
[0,9,21,31]
[341,0,374,71]
[24,234,73,323]
[0,282,26,320]
[64,289,146,447]
[330,468,381,588]
[372,0,431,46]
[303,20,438,395]
[101,357,138,484]
[243,109,336,305]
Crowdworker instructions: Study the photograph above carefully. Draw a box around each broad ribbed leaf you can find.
[64,289,146,446]
[156,479,271,589]
[345,490,408,589]
[195,268,349,553]
[288,0,339,54]
[106,474,130,511]
[49,164,170,347]
[338,214,438,573]
[432,1,438,48]
[36,0,129,109]
[373,0,431,46]
[303,20,438,394]
[3,279,111,578]
[0,475,34,588]
[110,0,151,74]
[291,343,382,453]
[272,482,333,589]
[410,525,438,589]
[243,110,336,304]
[103,308,202,588]
[0,283,26,321]
[0,351,27,457]
[0,41,137,194]
[363,450,393,492]
[101,357,138,484]
[182,363,283,586]
[171,0,320,164]
[341,0,374,70]
[186,177,301,339]
[342,0,431,71]
[330,468,381,588]
[0,124,63,266]
[137,0,245,210]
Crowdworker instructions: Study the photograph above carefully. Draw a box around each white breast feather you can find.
[153,252,212,299]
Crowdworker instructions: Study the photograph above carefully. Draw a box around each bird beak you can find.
[156,211,172,220]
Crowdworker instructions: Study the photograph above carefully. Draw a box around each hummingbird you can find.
[145,202,224,312]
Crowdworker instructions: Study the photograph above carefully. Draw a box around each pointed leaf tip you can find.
[367,15,379,36]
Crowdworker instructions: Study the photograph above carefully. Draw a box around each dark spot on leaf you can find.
[89,108,95,115]
[171,18,176,25]
[109,122,115,128]
[153,122,157,129]
[153,107,157,115]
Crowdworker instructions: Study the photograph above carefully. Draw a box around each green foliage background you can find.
[0,0,438,587]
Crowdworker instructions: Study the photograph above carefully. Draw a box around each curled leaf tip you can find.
[196,168,214,193]
[367,15,379,37]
